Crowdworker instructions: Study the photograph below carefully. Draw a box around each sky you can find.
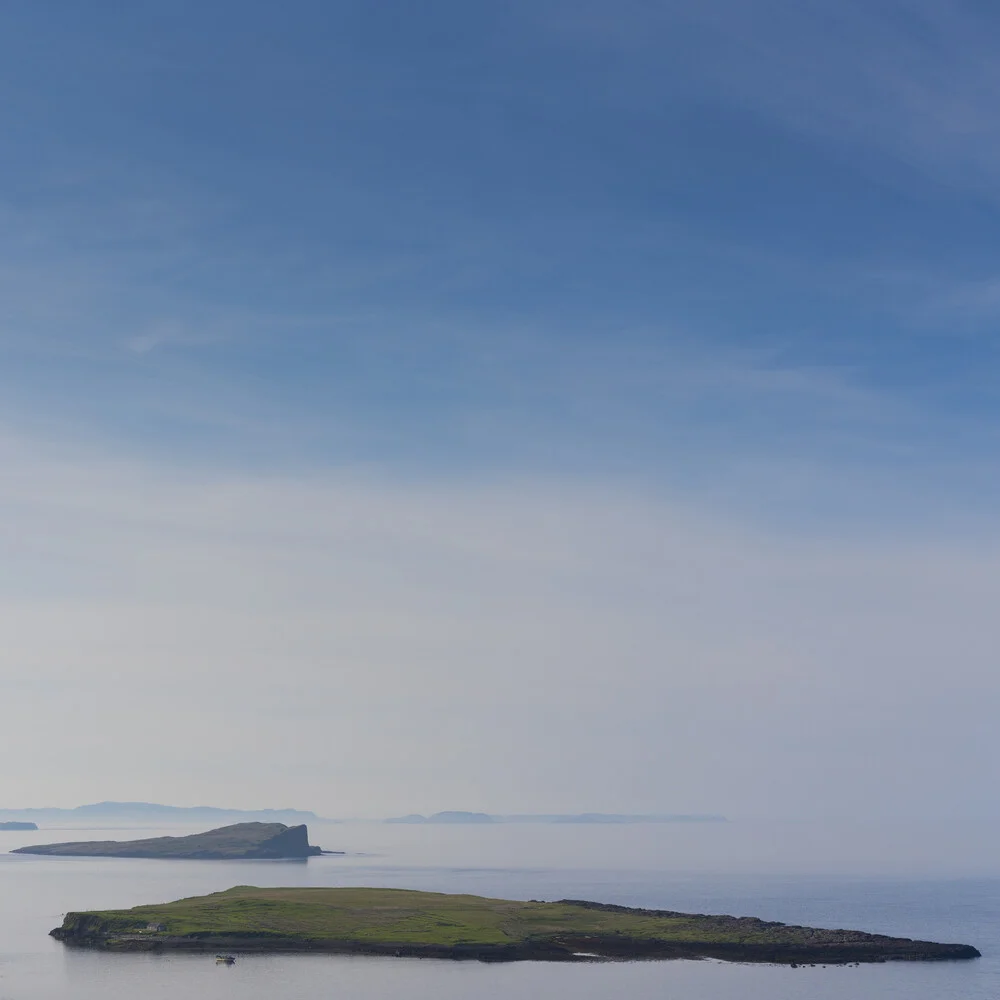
[2,0,1000,819]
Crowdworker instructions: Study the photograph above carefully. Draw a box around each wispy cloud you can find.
[122,320,223,355]
[547,0,1000,195]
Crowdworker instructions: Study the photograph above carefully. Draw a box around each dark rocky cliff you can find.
[244,824,319,858]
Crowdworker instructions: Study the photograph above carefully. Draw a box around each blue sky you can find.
[4,0,1000,514]
[3,2,1000,823]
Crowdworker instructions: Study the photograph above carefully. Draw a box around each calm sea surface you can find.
[1,819,998,999]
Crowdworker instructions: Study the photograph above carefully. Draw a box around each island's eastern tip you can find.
[49,886,981,965]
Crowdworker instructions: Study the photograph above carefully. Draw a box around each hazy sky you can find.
[2,1,1000,818]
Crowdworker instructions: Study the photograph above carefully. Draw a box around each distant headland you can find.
[50,886,980,964]
[0,801,726,827]
[384,812,726,824]
[385,811,495,824]
[0,821,37,831]
[0,801,321,827]
[13,823,323,860]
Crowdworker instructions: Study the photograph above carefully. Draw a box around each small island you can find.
[13,822,322,860]
[50,886,980,964]
[0,821,38,831]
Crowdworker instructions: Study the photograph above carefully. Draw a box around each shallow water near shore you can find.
[1,819,998,998]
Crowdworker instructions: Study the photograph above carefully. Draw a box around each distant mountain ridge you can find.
[384,812,726,824]
[386,811,495,824]
[0,801,322,827]
[0,802,724,828]
[517,813,727,824]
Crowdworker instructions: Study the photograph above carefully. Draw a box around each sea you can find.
[1,818,998,999]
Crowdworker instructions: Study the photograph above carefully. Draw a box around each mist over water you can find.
[2,820,998,999]
[324,817,1000,878]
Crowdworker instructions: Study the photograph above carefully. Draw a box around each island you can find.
[49,886,980,964]
[383,812,726,824]
[385,811,494,824]
[0,821,38,830]
[13,822,322,860]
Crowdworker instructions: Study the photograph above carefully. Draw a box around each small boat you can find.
[215,954,236,965]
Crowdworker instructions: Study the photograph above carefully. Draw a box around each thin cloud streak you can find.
[549,0,1000,196]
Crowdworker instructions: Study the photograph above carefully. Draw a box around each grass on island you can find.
[70,886,736,946]
[53,886,980,962]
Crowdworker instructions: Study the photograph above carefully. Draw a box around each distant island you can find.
[0,821,37,831]
[0,801,726,827]
[508,813,726,824]
[384,812,725,824]
[50,886,980,964]
[386,811,495,824]
[0,801,321,827]
[13,823,323,860]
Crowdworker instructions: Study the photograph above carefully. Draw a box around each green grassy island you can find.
[14,823,322,860]
[50,886,980,964]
